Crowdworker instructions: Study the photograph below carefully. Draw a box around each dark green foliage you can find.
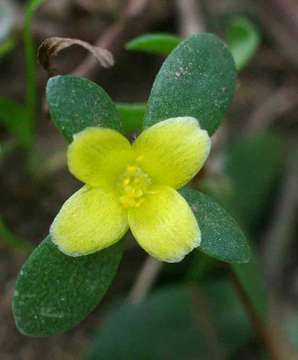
[145,33,236,135]
[88,281,252,359]
[126,33,181,55]
[13,237,123,336]
[182,188,250,263]
[47,75,121,141]
[226,16,260,71]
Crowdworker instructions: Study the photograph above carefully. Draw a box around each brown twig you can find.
[40,0,152,125]
[246,85,298,134]
[175,0,206,36]
[269,0,298,38]
[256,0,298,68]
[230,268,282,360]
[263,146,298,289]
[73,0,152,78]
[128,256,162,304]
[191,288,223,359]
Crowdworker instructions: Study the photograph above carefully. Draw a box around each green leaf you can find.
[144,33,236,135]
[88,282,253,359]
[224,132,284,229]
[25,0,45,16]
[88,286,209,359]
[126,33,182,56]
[181,187,250,263]
[13,236,123,336]
[226,16,260,71]
[47,75,121,141]
[0,97,32,147]
[116,102,146,132]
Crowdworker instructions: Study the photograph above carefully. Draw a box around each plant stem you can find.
[73,0,152,78]
[23,0,45,147]
[263,146,298,288]
[128,256,162,304]
[230,267,281,360]
[175,0,205,36]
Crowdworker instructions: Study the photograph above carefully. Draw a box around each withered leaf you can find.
[38,37,114,75]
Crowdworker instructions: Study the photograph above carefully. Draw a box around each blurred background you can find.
[0,0,298,359]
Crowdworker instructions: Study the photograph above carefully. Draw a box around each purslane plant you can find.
[13,33,250,337]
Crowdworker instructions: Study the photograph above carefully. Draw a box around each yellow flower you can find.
[50,117,211,263]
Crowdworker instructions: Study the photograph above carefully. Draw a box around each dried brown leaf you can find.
[38,36,114,75]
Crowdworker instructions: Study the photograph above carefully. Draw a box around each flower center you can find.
[119,163,151,209]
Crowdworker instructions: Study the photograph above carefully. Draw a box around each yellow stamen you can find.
[118,163,151,209]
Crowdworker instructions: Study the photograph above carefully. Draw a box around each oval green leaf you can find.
[226,16,260,71]
[13,236,123,336]
[88,286,209,359]
[181,187,250,263]
[126,33,181,56]
[47,75,121,141]
[88,282,252,359]
[144,33,236,135]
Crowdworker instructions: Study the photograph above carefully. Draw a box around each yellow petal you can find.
[50,186,128,256]
[133,117,211,189]
[68,127,134,187]
[128,185,200,262]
